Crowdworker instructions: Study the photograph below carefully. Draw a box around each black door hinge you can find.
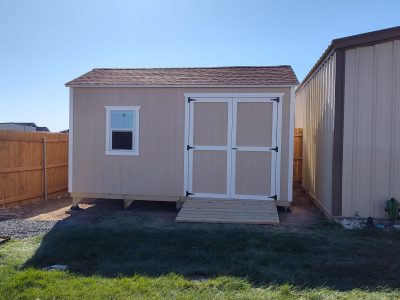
[188,97,196,103]
[271,97,280,103]
[186,191,194,197]
[270,146,279,152]
[269,195,278,200]
[187,145,195,151]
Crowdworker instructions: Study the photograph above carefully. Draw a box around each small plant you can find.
[385,198,399,224]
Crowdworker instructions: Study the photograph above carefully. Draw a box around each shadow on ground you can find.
[24,198,400,291]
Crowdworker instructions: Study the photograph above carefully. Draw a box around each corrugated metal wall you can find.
[342,40,400,218]
[295,94,304,128]
[295,53,336,215]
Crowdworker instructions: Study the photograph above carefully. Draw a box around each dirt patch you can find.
[0,196,72,221]
[278,184,326,226]
[0,186,325,226]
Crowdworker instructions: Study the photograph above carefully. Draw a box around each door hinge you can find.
[271,97,280,103]
[186,191,194,197]
[187,145,195,151]
[270,146,279,152]
[269,195,278,200]
[188,97,196,103]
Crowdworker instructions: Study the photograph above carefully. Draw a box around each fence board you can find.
[0,130,68,205]
[293,128,303,183]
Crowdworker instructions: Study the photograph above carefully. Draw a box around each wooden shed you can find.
[66,66,298,224]
[296,26,400,219]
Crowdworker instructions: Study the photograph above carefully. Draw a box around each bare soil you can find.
[0,185,325,226]
[278,184,326,225]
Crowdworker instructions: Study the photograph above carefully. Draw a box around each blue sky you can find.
[0,0,399,131]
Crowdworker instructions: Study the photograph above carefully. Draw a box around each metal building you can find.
[296,26,400,219]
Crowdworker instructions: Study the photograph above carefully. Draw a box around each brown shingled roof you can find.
[66,66,298,87]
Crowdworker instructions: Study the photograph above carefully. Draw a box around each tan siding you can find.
[394,41,400,207]
[236,102,273,147]
[374,42,395,216]
[272,89,291,202]
[194,102,228,146]
[192,150,227,194]
[295,54,336,214]
[342,40,400,218]
[295,98,304,128]
[235,151,272,195]
[72,86,292,200]
[342,49,357,216]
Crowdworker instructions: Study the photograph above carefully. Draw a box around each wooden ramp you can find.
[176,199,279,224]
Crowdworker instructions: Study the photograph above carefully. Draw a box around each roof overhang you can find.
[66,84,298,88]
[66,66,299,87]
[296,26,400,93]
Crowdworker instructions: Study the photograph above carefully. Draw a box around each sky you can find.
[0,0,399,132]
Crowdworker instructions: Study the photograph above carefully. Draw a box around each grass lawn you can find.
[1,209,400,299]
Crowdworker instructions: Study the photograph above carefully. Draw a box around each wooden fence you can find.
[0,130,68,205]
[0,127,302,204]
[293,128,303,183]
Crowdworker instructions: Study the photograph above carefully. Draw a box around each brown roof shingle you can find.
[66,66,298,87]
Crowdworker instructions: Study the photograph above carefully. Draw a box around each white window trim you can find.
[105,106,141,156]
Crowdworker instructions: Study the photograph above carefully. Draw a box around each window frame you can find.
[105,106,141,156]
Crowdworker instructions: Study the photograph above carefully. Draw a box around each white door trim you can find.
[185,93,284,99]
[276,93,283,201]
[183,96,190,197]
[231,97,278,201]
[183,93,284,200]
[187,97,232,199]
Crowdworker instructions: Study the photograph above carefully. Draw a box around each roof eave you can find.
[333,25,400,50]
[297,26,400,93]
[296,43,335,93]
[66,83,299,88]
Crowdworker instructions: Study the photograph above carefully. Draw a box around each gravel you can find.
[0,219,58,239]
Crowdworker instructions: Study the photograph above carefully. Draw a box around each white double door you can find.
[186,96,280,200]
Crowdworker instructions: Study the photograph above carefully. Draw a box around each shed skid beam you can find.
[176,198,184,211]
[70,197,83,211]
[72,197,83,206]
[123,199,135,209]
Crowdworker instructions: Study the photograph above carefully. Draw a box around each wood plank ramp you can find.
[175,198,279,224]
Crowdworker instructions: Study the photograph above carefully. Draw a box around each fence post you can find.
[43,137,47,201]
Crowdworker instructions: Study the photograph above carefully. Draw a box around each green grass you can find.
[1,210,400,299]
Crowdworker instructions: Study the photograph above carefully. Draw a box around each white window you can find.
[105,106,140,156]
